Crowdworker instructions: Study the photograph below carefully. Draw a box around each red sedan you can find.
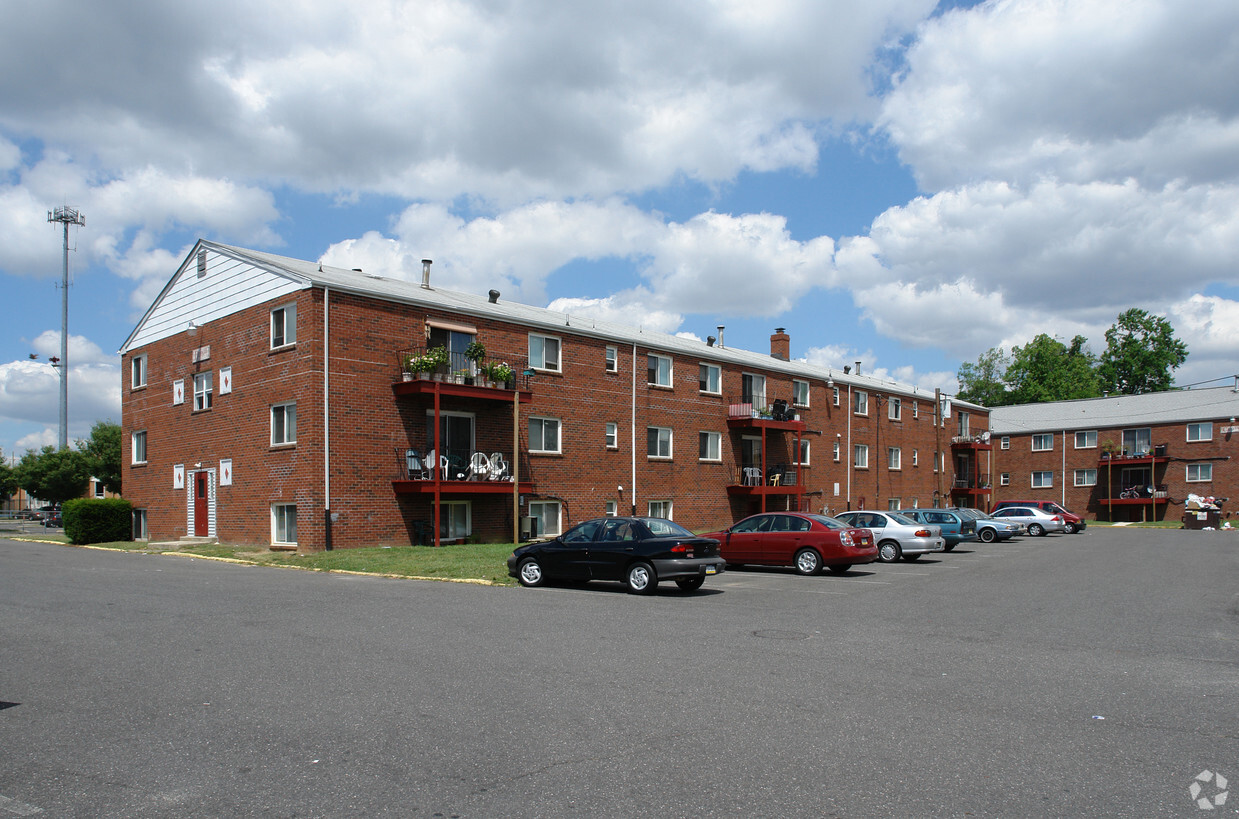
[701,512,877,575]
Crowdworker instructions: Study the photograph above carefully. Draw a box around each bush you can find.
[63,498,133,545]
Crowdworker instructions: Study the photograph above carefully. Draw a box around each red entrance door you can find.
[194,472,209,536]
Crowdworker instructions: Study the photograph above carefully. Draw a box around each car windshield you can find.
[887,512,919,526]
[808,514,847,530]
[641,518,695,538]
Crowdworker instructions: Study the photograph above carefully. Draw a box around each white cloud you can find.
[0,356,120,434]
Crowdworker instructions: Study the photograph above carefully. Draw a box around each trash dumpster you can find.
[1182,510,1220,529]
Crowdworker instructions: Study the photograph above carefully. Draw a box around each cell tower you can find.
[47,206,85,450]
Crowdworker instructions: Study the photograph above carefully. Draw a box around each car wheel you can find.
[902,554,922,561]
[943,542,957,552]
[827,564,852,574]
[675,576,705,592]
[794,548,823,575]
[516,557,546,587]
[978,527,996,543]
[626,561,657,595]
[877,540,902,562]
[1028,523,1045,537]
[1063,522,1077,534]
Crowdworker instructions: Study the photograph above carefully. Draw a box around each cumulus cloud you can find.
[0,356,120,435]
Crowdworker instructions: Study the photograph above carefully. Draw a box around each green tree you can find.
[81,421,122,494]
[1097,308,1188,395]
[15,446,92,506]
[1005,334,1101,405]
[0,456,16,504]
[956,347,1012,407]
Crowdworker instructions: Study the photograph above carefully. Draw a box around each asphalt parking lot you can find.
[1,527,1236,817]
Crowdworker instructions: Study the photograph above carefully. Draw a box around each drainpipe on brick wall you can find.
[846,385,852,510]
[630,343,637,516]
[1061,429,1067,508]
[324,287,333,550]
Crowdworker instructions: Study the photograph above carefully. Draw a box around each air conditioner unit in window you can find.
[520,516,538,541]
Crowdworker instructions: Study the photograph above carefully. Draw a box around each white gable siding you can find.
[124,248,305,351]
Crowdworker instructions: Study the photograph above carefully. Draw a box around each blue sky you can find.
[1,0,1237,461]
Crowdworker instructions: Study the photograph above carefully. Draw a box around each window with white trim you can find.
[912,449,919,467]
[647,353,672,387]
[605,422,618,449]
[1032,433,1053,451]
[1075,430,1098,449]
[957,411,970,437]
[131,430,147,464]
[271,304,296,348]
[793,379,809,407]
[1032,471,1053,488]
[887,447,901,470]
[528,500,562,537]
[912,400,919,419]
[1001,436,1010,450]
[1187,463,1212,482]
[1075,469,1097,486]
[132,509,148,541]
[699,363,720,394]
[529,417,561,453]
[698,431,721,461]
[742,373,766,408]
[648,500,672,519]
[888,397,901,421]
[605,500,617,516]
[193,371,213,411]
[529,334,561,372]
[832,387,840,406]
[1000,472,1010,486]
[271,402,297,445]
[438,501,472,540]
[853,390,868,416]
[854,444,868,469]
[794,439,810,466]
[605,346,618,372]
[272,503,297,545]
[647,426,672,459]
[887,499,901,511]
[833,440,841,462]
[131,354,147,389]
[1187,422,1212,442]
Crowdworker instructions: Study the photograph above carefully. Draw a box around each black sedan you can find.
[508,517,724,594]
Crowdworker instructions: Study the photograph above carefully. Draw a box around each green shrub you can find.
[63,497,133,545]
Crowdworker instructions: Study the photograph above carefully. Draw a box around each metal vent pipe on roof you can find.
[717,325,725,348]
[488,289,500,303]
[421,259,433,289]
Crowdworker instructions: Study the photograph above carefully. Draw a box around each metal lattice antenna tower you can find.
[47,206,85,450]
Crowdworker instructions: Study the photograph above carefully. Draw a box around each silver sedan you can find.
[989,506,1067,537]
[834,511,946,563]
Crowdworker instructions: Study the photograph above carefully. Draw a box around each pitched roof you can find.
[989,386,1239,434]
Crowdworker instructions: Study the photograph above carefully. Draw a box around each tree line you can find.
[956,308,1189,407]
[0,421,122,508]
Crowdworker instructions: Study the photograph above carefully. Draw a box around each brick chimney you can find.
[770,328,790,361]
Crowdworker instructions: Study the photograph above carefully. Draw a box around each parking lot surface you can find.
[1,528,1236,817]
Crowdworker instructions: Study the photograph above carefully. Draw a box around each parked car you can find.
[991,500,1086,534]
[989,506,1067,536]
[902,509,976,551]
[949,507,1024,543]
[507,516,724,594]
[42,512,63,528]
[833,511,946,563]
[700,512,877,575]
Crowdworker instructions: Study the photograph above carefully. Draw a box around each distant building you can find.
[989,385,1239,522]
[119,241,988,550]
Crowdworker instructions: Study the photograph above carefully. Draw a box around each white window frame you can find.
[832,387,840,407]
[1000,472,1010,486]
[528,500,562,537]
[271,402,297,445]
[193,371,213,411]
[131,354,147,389]
[647,353,673,388]
[794,439,810,467]
[605,500,618,517]
[648,500,673,519]
[132,509,148,541]
[833,441,841,462]
[605,422,618,449]
[888,397,901,421]
[271,303,297,349]
[647,426,672,459]
[529,333,561,372]
[529,416,562,454]
[853,390,868,416]
[272,503,297,545]
[1075,430,1098,449]
[792,379,809,408]
[887,446,901,470]
[1187,422,1212,442]
[699,363,721,394]
[605,346,618,373]
[438,501,472,540]
[912,400,919,419]
[131,430,147,464]
[1032,471,1053,488]
[1001,436,1010,450]
[854,444,868,469]
[1074,469,1097,487]
[1187,463,1212,482]
[742,373,766,408]
[887,499,901,511]
[912,449,919,467]
[698,431,721,462]
[1032,433,1053,452]
[957,411,970,437]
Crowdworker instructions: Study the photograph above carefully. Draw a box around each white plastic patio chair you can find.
[467,452,491,481]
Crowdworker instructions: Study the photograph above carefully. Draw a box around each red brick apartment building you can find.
[119,241,990,551]
[988,386,1239,523]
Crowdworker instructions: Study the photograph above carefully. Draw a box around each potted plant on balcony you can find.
[423,346,449,380]
[1101,439,1117,459]
[487,361,514,389]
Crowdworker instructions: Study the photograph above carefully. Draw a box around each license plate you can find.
[705,565,718,575]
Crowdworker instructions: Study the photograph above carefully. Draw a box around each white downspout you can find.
[630,343,637,516]
[846,385,853,509]
[323,287,331,548]
[1061,429,1067,506]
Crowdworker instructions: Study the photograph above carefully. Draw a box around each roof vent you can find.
[855,360,862,376]
[488,289,500,304]
[706,336,716,347]
[717,325,725,349]
[421,259,433,290]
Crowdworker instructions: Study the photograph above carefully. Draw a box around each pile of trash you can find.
[1185,493,1221,511]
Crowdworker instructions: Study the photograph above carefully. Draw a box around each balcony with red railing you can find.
[950,433,992,451]
[391,447,535,495]
[725,397,807,431]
